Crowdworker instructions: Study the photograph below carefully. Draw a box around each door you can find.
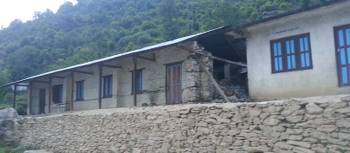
[166,63,182,104]
[335,25,350,86]
[39,88,46,114]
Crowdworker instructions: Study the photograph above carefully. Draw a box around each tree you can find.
[0,0,332,84]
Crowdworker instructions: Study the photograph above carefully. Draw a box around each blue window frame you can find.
[75,80,84,101]
[286,39,296,70]
[273,42,283,72]
[103,75,113,98]
[335,25,350,86]
[299,36,312,68]
[271,33,312,73]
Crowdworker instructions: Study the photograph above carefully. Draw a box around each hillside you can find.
[0,0,333,101]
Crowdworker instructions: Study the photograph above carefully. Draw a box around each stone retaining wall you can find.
[17,95,350,153]
[0,108,18,145]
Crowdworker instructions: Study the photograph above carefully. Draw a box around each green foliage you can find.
[0,103,11,110]
[0,143,41,153]
[0,144,27,153]
[0,70,9,104]
[0,0,333,82]
[15,92,28,115]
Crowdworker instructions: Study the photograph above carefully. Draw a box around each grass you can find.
[0,143,41,153]
[0,103,11,110]
[0,144,26,153]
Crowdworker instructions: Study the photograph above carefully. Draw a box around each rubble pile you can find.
[213,78,249,103]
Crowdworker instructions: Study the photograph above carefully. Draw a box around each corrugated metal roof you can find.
[1,26,229,87]
[4,0,345,88]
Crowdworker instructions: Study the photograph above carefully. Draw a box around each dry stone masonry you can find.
[17,95,350,153]
[0,108,19,146]
[182,43,213,103]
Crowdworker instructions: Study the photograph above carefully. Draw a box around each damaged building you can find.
[3,0,350,115]
[1,27,248,115]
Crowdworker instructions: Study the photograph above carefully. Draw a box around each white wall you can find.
[30,77,66,115]
[30,82,48,115]
[116,46,191,107]
[29,45,193,114]
[245,1,350,99]
[72,65,118,111]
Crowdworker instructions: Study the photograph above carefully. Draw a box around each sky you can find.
[0,0,77,28]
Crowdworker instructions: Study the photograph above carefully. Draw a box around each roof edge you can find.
[0,26,232,88]
[240,0,348,30]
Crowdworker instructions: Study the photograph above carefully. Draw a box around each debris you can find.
[213,78,249,103]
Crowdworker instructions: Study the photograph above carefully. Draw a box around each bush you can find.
[0,103,11,110]
[0,144,26,153]
[0,103,26,115]
[16,103,27,115]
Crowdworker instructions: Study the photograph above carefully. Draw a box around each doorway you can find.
[166,62,182,104]
[39,88,46,114]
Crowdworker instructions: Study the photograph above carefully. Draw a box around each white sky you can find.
[0,0,77,28]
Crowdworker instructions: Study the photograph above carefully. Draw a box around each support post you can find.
[98,64,103,109]
[48,77,52,113]
[199,61,230,103]
[28,82,33,115]
[177,44,247,67]
[13,84,17,109]
[70,71,74,111]
[132,57,137,107]
[224,64,231,80]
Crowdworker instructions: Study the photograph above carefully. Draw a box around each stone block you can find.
[286,115,304,123]
[287,140,311,148]
[306,103,323,114]
[336,119,350,128]
[292,147,315,153]
[335,107,350,114]
[263,116,280,126]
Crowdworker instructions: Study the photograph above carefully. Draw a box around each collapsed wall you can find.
[17,95,350,153]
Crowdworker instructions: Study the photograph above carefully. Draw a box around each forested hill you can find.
[0,0,332,84]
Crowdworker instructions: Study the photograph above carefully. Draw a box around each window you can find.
[75,80,84,101]
[271,33,312,73]
[103,75,113,98]
[335,24,350,86]
[132,69,143,94]
[52,85,63,104]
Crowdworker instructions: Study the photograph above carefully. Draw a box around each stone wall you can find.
[0,108,19,145]
[17,95,350,153]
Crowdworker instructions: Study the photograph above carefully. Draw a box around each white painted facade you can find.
[245,1,350,99]
[29,44,212,114]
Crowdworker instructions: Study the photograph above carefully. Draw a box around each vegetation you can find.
[0,144,26,153]
[0,0,333,105]
[0,144,41,153]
